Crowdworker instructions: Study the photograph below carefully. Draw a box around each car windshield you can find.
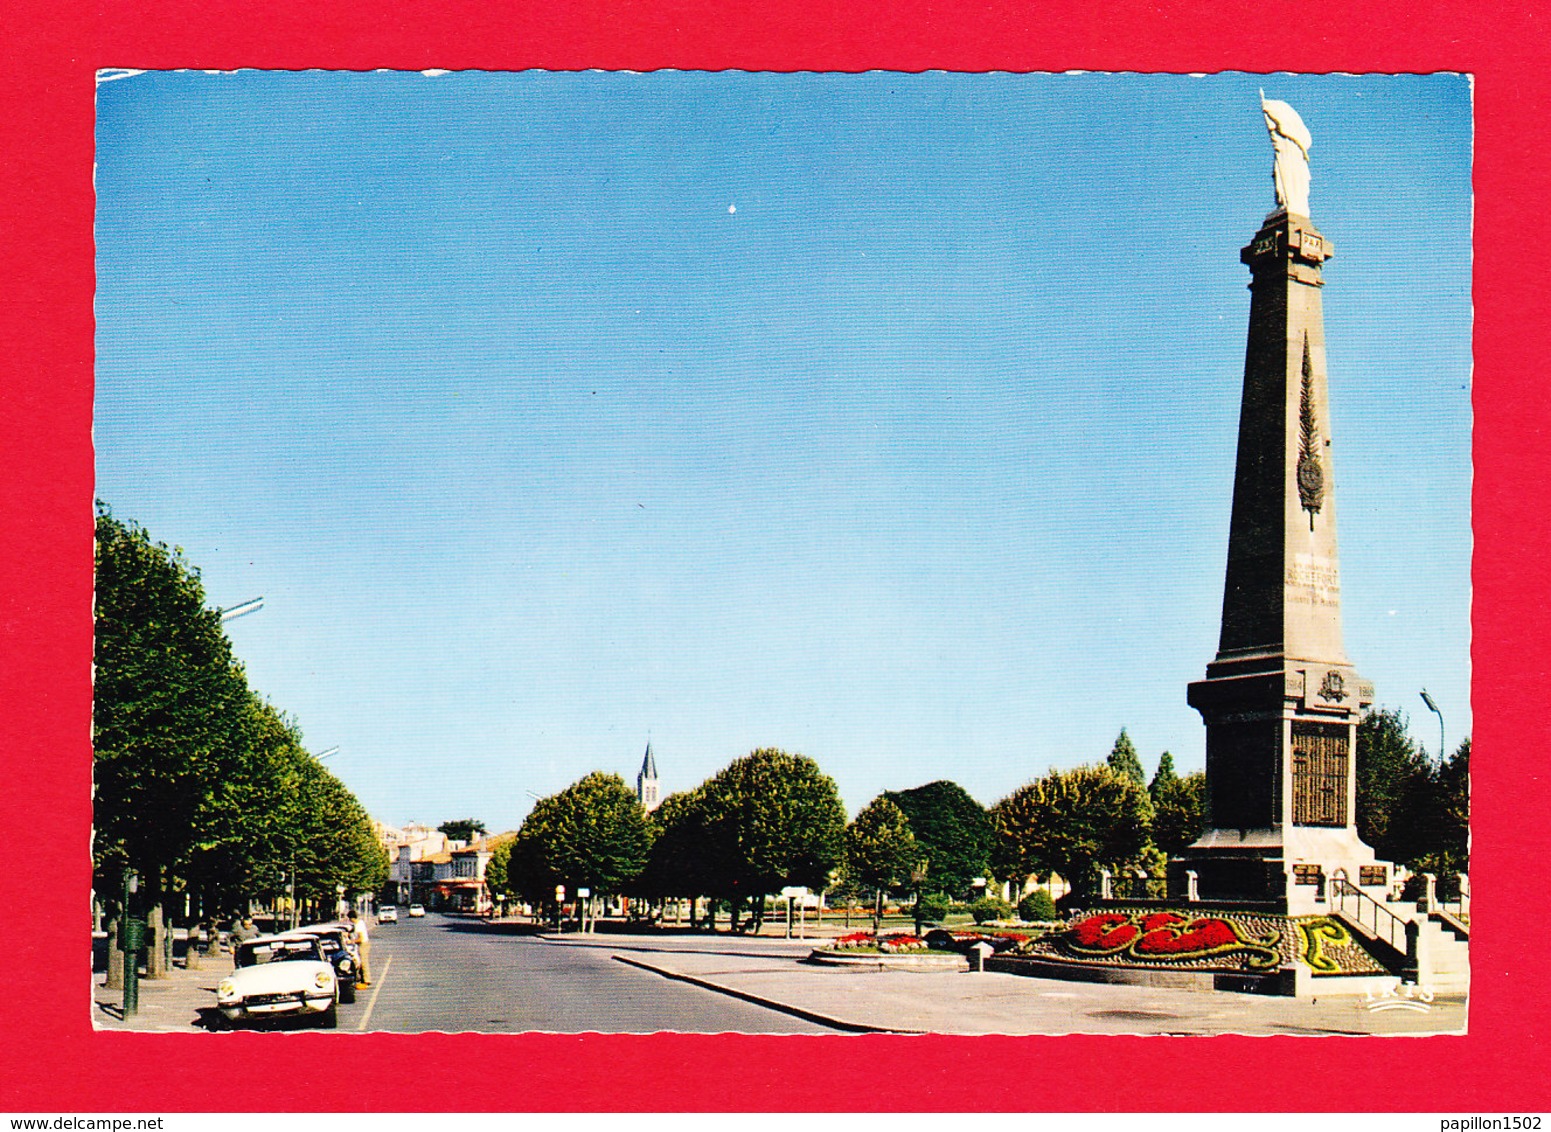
[236,939,324,967]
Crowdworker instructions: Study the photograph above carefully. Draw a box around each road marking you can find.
[356,956,392,1032]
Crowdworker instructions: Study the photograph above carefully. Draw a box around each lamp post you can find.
[121,870,141,1017]
[1421,689,1446,765]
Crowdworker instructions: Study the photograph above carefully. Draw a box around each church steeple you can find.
[636,742,661,812]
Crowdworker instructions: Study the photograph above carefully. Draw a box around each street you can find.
[338,913,833,1034]
[93,911,1465,1036]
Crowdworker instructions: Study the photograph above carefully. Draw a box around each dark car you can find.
[283,925,361,1004]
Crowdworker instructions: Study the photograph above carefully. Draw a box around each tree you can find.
[637,788,717,924]
[95,503,393,935]
[438,819,488,844]
[991,765,1153,899]
[1106,728,1147,786]
[881,780,992,897]
[1434,738,1470,873]
[845,797,920,933]
[484,839,511,902]
[508,773,650,908]
[94,505,252,968]
[698,749,846,933]
[1148,753,1206,858]
[1356,707,1431,863]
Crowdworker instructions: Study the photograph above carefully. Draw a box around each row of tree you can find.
[489,732,1206,930]
[93,505,388,964]
[490,713,1467,929]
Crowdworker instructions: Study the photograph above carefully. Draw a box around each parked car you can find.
[284,924,361,1003]
[377,906,398,923]
[216,935,338,1029]
[408,904,426,918]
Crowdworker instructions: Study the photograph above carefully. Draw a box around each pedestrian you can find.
[350,911,372,987]
[231,916,259,944]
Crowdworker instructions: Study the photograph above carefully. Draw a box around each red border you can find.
[2,0,1547,1113]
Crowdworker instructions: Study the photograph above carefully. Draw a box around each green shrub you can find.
[969,895,1012,924]
[915,893,952,923]
[1018,890,1057,922]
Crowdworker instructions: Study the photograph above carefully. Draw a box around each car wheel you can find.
[340,981,356,1004]
[319,1003,338,1029]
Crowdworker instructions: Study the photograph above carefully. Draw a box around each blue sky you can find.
[94,71,1473,832]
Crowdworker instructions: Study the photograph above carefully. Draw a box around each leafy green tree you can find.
[637,788,718,922]
[94,505,252,961]
[1148,753,1206,858]
[1106,728,1147,786]
[509,773,650,906]
[1356,707,1431,863]
[845,796,920,933]
[484,839,511,901]
[1434,738,1470,873]
[991,765,1152,899]
[881,780,992,897]
[698,749,846,933]
[438,819,487,844]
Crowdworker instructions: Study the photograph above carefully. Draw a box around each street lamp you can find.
[314,746,340,761]
[218,596,264,623]
[1421,689,1446,765]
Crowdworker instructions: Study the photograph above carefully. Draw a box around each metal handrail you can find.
[1330,877,1409,955]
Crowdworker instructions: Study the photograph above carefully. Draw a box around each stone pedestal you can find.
[1172,209,1390,913]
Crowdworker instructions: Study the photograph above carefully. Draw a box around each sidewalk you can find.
[533,931,1468,1036]
[92,953,227,1032]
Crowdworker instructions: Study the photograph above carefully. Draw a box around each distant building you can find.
[637,742,661,812]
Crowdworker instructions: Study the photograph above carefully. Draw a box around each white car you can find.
[216,935,339,1029]
[377,906,398,923]
[408,904,426,918]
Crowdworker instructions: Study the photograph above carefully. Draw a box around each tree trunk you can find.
[104,916,123,990]
[873,889,883,935]
[144,902,165,978]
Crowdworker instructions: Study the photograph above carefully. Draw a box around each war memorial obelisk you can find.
[1172,97,1390,913]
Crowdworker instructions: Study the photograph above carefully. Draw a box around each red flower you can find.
[1067,912,1138,953]
[1133,916,1239,956]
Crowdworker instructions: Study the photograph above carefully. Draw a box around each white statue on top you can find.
[1260,91,1312,217]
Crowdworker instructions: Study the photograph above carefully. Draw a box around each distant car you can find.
[284,924,360,1003]
[408,904,426,918]
[377,906,398,923]
[216,935,338,1029]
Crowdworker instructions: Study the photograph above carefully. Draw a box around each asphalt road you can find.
[359,913,833,1033]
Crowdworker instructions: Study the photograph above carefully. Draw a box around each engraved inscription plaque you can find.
[1293,864,1324,886]
[1291,720,1349,826]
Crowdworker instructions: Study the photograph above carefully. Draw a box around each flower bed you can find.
[1009,907,1389,975]
[827,932,932,953]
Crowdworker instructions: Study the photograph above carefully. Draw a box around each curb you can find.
[609,953,923,1035]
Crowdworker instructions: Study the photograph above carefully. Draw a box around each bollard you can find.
[969,940,994,973]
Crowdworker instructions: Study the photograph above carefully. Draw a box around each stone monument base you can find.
[1168,826,1393,915]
